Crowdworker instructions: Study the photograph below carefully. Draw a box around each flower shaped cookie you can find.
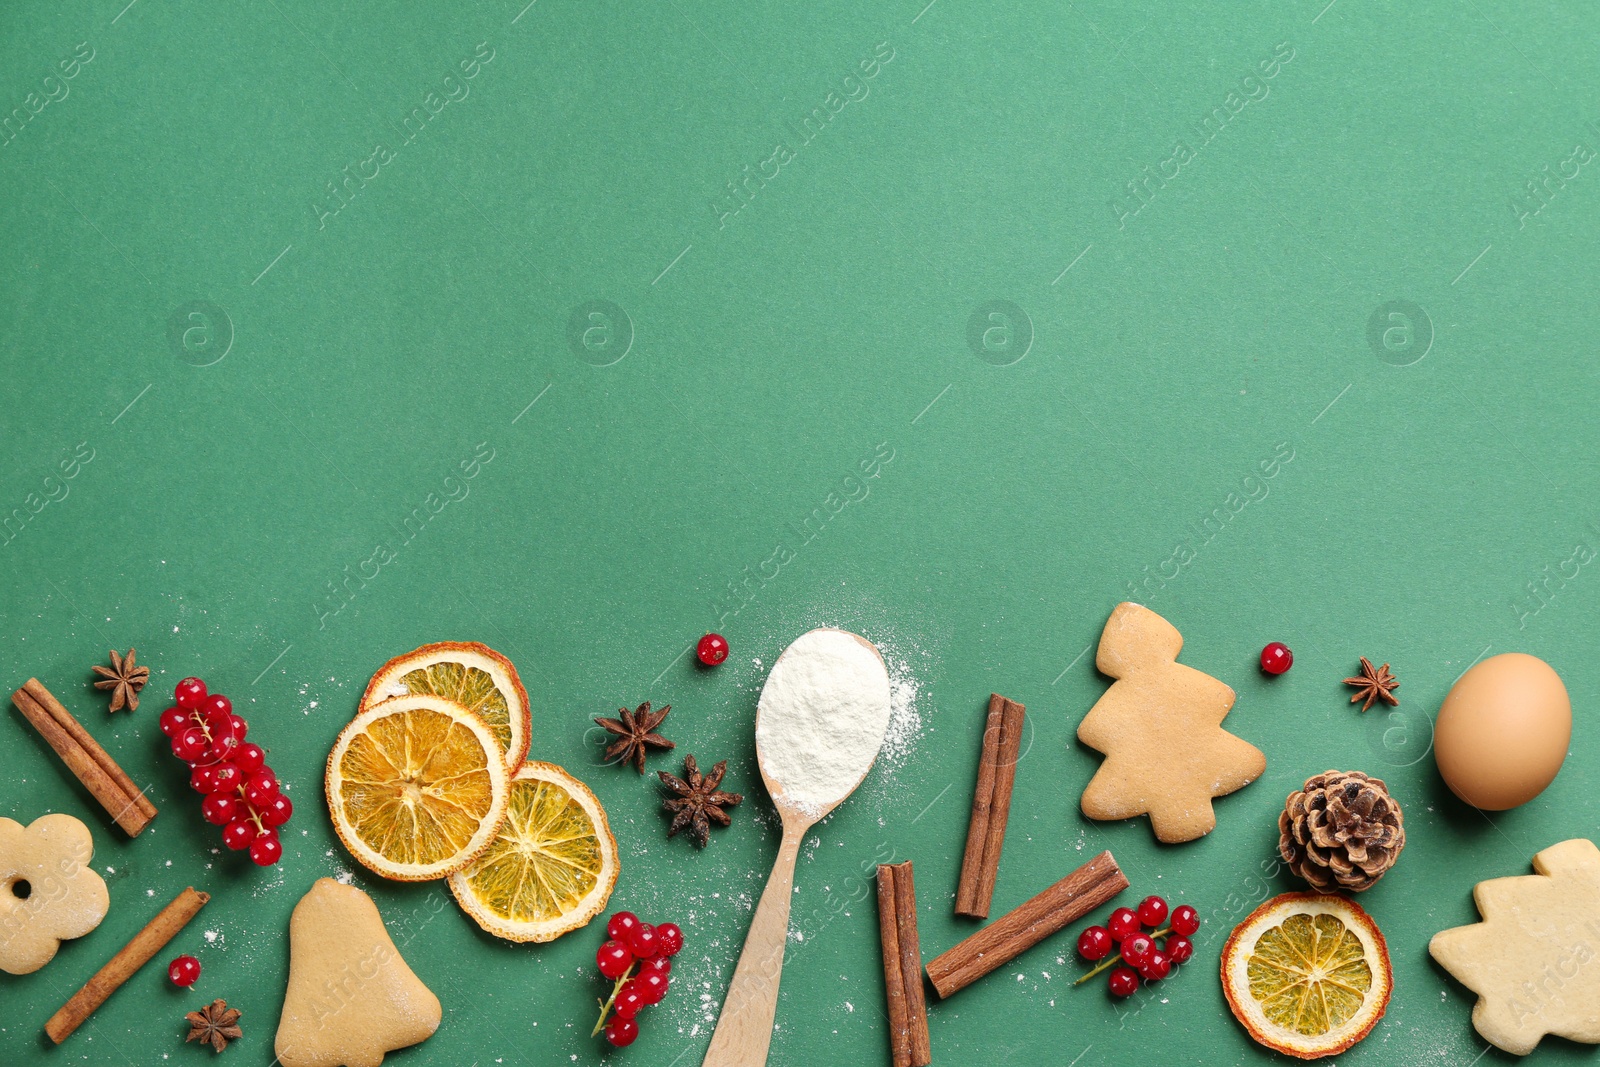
[0,814,110,975]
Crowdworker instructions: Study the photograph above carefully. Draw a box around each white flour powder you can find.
[755,629,893,817]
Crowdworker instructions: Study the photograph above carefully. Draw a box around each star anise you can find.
[1344,656,1399,712]
[595,701,675,773]
[91,648,149,713]
[659,755,742,848]
[185,998,242,1053]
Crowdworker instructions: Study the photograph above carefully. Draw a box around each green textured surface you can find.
[2,0,1598,1063]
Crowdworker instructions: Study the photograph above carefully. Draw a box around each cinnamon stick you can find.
[926,851,1127,999]
[876,862,931,1067]
[954,694,1025,918]
[12,681,155,836]
[46,887,210,1043]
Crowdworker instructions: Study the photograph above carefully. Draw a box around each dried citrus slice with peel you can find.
[327,695,510,881]
[361,642,531,774]
[1222,892,1392,1059]
[448,761,618,942]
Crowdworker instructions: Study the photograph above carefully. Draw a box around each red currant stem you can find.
[1074,927,1173,986]
[589,961,638,1037]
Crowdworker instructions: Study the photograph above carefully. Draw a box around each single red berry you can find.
[1170,904,1200,936]
[159,707,189,737]
[168,954,201,987]
[1139,949,1171,981]
[627,923,659,958]
[174,677,208,710]
[190,765,218,795]
[1108,966,1139,997]
[244,770,280,807]
[614,982,648,1019]
[696,633,729,666]
[607,912,640,941]
[229,715,249,740]
[209,764,241,794]
[260,793,294,827]
[1260,642,1293,675]
[596,940,633,979]
[221,818,256,851]
[1076,925,1113,961]
[1121,933,1154,967]
[1137,895,1168,928]
[250,832,282,867]
[1106,907,1140,942]
[604,1016,639,1047]
[172,728,208,762]
[232,743,265,775]
[207,734,242,764]
[641,955,671,977]
[656,922,684,956]
[199,694,232,719]
[637,969,669,1005]
[201,793,239,826]
[1165,935,1194,965]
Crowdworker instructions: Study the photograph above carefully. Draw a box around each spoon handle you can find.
[702,817,808,1067]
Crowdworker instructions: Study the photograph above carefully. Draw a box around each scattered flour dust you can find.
[755,629,893,817]
[879,652,922,768]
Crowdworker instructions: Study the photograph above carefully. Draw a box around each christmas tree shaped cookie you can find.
[1431,839,1600,1055]
[275,878,441,1067]
[1077,602,1265,843]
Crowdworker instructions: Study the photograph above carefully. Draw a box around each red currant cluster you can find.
[1075,895,1200,997]
[158,677,292,867]
[592,911,684,1048]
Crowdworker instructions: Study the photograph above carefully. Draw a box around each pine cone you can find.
[1278,770,1405,893]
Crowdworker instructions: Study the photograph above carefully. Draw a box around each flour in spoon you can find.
[756,629,893,817]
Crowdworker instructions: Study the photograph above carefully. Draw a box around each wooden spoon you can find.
[701,628,892,1067]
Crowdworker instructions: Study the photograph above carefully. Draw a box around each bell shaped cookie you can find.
[275,878,441,1067]
[0,814,110,975]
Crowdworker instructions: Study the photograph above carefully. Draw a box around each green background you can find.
[2,0,1596,1063]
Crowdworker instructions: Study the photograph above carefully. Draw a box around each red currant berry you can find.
[1076,925,1113,961]
[1165,935,1194,965]
[641,956,671,978]
[596,940,633,979]
[250,832,283,866]
[604,1016,639,1048]
[637,969,669,1005]
[244,771,280,807]
[627,923,659,958]
[172,728,208,762]
[190,765,217,794]
[1106,907,1140,942]
[1138,949,1171,981]
[210,764,242,794]
[201,793,239,826]
[232,743,265,775]
[1170,904,1200,936]
[607,912,640,941]
[614,982,648,1019]
[199,694,233,719]
[1121,933,1154,966]
[167,954,201,987]
[696,633,729,666]
[655,922,684,956]
[1108,966,1139,997]
[260,793,294,827]
[1137,895,1168,928]
[174,677,208,710]
[1260,642,1293,675]
[207,734,242,763]
[229,715,249,741]
[221,818,256,851]
[159,707,189,737]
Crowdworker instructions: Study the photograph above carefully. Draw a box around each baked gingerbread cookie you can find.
[1431,839,1600,1055]
[275,878,441,1067]
[1077,602,1265,842]
[0,813,110,975]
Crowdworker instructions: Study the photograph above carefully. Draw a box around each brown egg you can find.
[1434,652,1570,810]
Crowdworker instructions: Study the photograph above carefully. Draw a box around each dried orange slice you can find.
[361,642,531,774]
[447,761,618,942]
[1221,892,1392,1059]
[326,695,510,881]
